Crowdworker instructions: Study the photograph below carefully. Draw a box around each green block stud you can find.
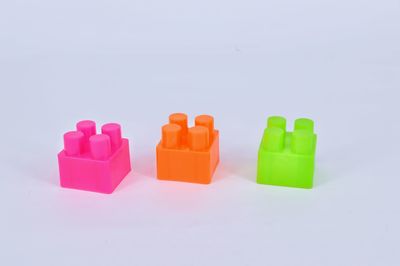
[257,116,317,189]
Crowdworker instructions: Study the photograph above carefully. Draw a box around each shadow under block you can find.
[58,120,131,194]
[257,116,317,189]
[156,113,220,184]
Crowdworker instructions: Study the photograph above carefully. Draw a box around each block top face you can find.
[261,116,316,156]
[61,120,125,161]
[159,113,217,152]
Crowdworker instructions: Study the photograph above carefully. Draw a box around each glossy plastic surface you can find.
[257,116,317,188]
[58,121,131,194]
[156,113,220,184]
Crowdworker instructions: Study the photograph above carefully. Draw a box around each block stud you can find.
[76,120,96,138]
[188,126,209,151]
[291,129,314,155]
[261,127,285,152]
[63,131,84,156]
[102,123,122,150]
[162,124,181,149]
[169,113,188,138]
[90,134,111,160]
[76,120,96,152]
[195,115,214,143]
[294,118,314,132]
[267,116,286,131]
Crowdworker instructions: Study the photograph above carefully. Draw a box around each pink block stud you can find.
[58,120,132,194]
[64,131,84,156]
[76,120,96,152]
[90,134,111,160]
[102,123,122,151]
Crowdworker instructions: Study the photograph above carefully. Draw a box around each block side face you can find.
[58,152,112,193]
[108,139,132,193]
[157,144,191,181]
[58,152,72,188]
[156,143,169,180]
[257,145,315,189]
[313,134,318,154]
[209,131,220,177]
[192,152,212,184]
[156,144,212,184]
[257,146,269,184]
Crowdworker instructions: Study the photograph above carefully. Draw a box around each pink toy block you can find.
[58,120,132,194]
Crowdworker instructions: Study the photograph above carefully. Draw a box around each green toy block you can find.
[257,116,317,189]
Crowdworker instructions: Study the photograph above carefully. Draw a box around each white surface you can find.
[1,1,399,265]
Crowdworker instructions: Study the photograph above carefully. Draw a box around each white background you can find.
[1,1,399,265]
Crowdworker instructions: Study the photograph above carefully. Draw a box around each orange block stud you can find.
[156,113,220,184]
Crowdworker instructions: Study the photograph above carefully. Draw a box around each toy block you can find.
[156,113,220,184]
[257,116,317,189]
[57,120,132,194]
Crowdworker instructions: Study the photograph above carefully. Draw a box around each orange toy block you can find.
[156,113,220,184]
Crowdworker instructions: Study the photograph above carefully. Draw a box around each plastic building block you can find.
[257,116,317,189]
[58,120,131,194]
[156,113,220,184]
